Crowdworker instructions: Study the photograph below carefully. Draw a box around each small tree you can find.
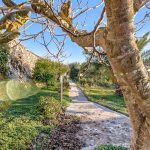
[56,62,69,77]
[0,43,10,75]
[33,59,68,88]
[33,59,56,88]
[69,63,80,81]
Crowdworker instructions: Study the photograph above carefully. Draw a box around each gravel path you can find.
[66,81,132,150]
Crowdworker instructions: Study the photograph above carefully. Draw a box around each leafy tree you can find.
[79,61,112,87]
[82,50,122,94]
[0,43,10,75]
[33,59,55,87]
[33,59,68,88]
[69,63,80,81]
[57,62,69,76]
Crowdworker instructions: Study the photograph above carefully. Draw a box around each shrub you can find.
[95,144,127,150]
[33,59,57,88]
[79,78,86,87]
[0,43,10,75]
[86,78,94,87]
[47,75,57,87]
[33,59,68,89]
[69,63,80,81]
[63,79,70,90]
[0,101,11,112]
[38,96,62,124]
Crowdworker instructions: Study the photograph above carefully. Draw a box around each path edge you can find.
[77,84,129,117]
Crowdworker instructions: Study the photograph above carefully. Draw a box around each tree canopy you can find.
[33,58,68,87]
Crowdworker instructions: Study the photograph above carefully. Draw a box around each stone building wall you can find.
[7,41,40,80]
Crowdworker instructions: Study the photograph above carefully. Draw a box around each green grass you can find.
[0,81,10,101]
[95,144,127,150]
[0,80,39,101]
[81,86,127,113]
[0,80,70,150]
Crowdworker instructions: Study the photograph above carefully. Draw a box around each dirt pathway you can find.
[66,81,132,150]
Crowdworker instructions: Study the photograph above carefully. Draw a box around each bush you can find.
[69,63,80,81]
[0,43,10,75]
[47,75,57,87]
[0,101,11,112]
[97,81,111,88]
[79,78,86,87]
[95,144,127,150]
[63,79,70,90]
[86,78,94,87]
[38,96,62,124]
[33,59,68,88]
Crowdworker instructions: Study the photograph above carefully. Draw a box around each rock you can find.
[7,40,40,80]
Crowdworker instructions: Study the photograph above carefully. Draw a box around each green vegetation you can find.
[6,80,39,100]
[136,32,150,52]
[33,59,68,88]
[80,65,112,87]
[69,61,113,87]
[0,92,48,150]
[0,100,11,112]
[69,62,80,81]
[0,80,39,101]
[38,96,62,124]
[0,81,10,101]
[69,61,125,113]
[138,32,150,65]
[95,144,127,150]
[72,56,125,112]
[0,80,39,112]
[0,80,70,150]
[0,43,10,75]
[81,86,126,113]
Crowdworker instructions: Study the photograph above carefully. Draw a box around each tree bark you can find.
[104,0,150,149]
[123,87,148,150]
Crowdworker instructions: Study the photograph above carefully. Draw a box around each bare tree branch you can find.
[134,0,150,12]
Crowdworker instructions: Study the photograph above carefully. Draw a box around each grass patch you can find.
[0,81,70,150]
[95,144,127,150]
[81,86,126,113]
[0,80,39,101]
[0,100,11,112]
[0,91,51,150]
[0,81,10,101]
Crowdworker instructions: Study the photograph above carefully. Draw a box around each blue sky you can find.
[0,0,150,64]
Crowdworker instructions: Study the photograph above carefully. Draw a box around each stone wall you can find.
[7,41,40,80]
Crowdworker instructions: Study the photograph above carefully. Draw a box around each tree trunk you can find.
[123,87,149,150]
[104,0,150,149]
[111,68,123,96]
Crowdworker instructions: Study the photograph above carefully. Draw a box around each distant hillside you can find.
[7,41,40,80]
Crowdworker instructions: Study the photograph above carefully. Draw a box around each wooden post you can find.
[60,75,63,105]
